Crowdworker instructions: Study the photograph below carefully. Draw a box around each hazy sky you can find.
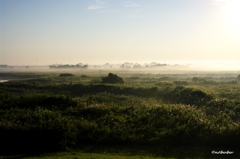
[1,0,240,66]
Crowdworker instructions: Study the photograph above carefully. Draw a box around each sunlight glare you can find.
[222,0,240,30]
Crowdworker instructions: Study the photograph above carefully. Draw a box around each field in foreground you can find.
[0,70,240,158]
[2,152,168,159]
[0,145,234,159]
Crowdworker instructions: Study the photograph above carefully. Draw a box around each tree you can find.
[101,73,124,84]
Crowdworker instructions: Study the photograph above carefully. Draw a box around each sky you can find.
[1,0,240,67]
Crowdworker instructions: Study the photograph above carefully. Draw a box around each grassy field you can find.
[2,152,170,159]
[1,144,233,159]
[0,69,240,158]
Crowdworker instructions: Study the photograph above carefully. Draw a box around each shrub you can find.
[102,73,124,84]
[161,86,213,106]
[192,77,206,83]
[59,73,74,77]
[173,81,188,85]
[81,75,89,78]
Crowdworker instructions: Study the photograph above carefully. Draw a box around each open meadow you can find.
[0,68,240,159]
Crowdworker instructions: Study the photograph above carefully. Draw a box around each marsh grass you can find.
[0,71,240,158]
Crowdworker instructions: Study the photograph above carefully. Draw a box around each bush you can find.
[59,73,74,77]
[161,86,213,106]
[102,73,124,84]
[81,75,89,78]
[173,81,188,85]
[192,77,206,83]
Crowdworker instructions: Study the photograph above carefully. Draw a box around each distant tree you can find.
[133,64,141,68]
[82,65,88,68]
[237,74,240,81]
[102,73,124,84]
[120,64,125,69]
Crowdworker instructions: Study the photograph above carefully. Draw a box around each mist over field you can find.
[1,0,240,158]
[1,69,240,158]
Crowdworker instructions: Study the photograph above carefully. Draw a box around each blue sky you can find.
[1,0,240,67]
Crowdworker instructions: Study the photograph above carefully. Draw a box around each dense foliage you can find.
[0,71,240,155]
[59,73,74,77]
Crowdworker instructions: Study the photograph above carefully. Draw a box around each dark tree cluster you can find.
[102,73,124,84]
[59,73,74,77]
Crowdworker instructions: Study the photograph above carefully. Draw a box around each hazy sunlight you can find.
[221,0,240,31]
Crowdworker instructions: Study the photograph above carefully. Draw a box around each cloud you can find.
[87,0,106,10]
[98,9,118,13]
[124,1,140,8]
[122,1,149,18]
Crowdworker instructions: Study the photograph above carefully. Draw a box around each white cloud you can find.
[87,0,106,10]
[87,5,104,10]
[98,9,118,13]
[124,1,140,8]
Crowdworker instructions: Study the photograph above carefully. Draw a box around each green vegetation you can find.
[237,74,240,81]
[59,73,74,77]
[102,73,124,84]
[2,151,169,159]
[0,71,240,158]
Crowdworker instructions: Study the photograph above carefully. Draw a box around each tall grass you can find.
[1,73,240,155]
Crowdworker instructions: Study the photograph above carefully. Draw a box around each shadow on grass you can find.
[1,144,239,159]
[76,144,239,159]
